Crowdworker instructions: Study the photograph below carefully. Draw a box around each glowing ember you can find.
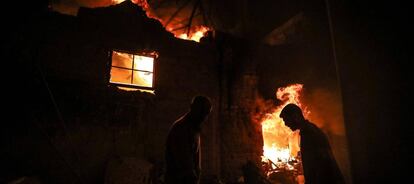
[261,84,308,169]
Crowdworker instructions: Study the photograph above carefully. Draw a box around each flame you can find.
[133,1,211,42]
[131,0,150,9]
[52,0,212,42]
[176,26,210,42]
[133,55,154,87]
[261,84,308,170]
[110,51,157,93]
[111,0,126,4]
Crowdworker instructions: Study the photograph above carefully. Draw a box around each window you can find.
[109,50,156,92]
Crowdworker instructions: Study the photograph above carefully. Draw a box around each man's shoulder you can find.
[302,121,327,138]
[304,120,323,131]
[170,118,190,133]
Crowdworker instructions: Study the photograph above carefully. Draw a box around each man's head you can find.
[190,95,212,124]
[279,103,305,131]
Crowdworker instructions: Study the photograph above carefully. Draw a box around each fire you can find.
[131,0,149,9]
[100,0,212,42]
[132,1,211,42]
[51,0,212,42]
[111,0,126,4]
[133,55,154,86]
[110,51,157,93]
[176,26,210,42]
[261,84,308,169]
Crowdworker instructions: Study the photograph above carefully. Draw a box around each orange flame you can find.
[261,84,308,169]
[131,0,150,10]
[131,0,211,42]
[111,0,126,4]
[110,51,157,93]
[176,26,210,42]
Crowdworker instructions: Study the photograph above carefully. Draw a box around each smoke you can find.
[49,0,118,15]
[302,87,352,184]
[251,96,276,124]
[49,0,208,40]
[49,0,149,16]
[302,87,346,136]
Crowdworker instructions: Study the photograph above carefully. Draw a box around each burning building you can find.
[3,0,408,184]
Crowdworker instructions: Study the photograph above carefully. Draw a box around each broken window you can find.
[109,50,156,92]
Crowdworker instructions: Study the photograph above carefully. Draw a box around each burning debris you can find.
[255,84,308,184]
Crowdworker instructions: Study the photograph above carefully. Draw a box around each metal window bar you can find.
[110,53,155,89]
[111,65,153,73]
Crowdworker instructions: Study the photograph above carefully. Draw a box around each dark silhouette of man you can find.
[280,103,345,184]
[165,96,212,184]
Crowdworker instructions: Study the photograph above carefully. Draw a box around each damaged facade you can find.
[3,0,381,183]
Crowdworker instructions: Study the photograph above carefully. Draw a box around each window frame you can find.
[108,50,157,91]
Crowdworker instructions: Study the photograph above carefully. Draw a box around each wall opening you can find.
[109,50,157,93]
